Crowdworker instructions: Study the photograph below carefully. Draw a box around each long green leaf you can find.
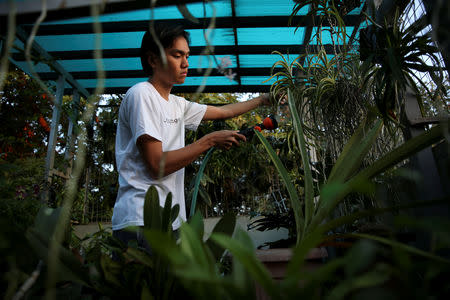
[326,265,389,300]
[287,88,314,237]
[308,124,445,232]
[142,229,185,266]
[179,223,212,268]
[188,211,205,241]
[206,212,236,261]
[211,233,279,298]
[350,233,450,264]
[125,247,154,268]
[161,192,173,232]
[26,229,90,286]
[230,228,256,291]
[328,117,382,183]
[190,147,214,218]
[255,130,304,242]
[351,124,444,182]
[317,198,449,240]
[284,229,325,285]
[144,186,161,230]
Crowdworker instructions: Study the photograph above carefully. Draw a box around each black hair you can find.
[140,23,190,76]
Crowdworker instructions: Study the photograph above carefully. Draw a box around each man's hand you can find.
[260,92,288,106]
[206,130,246,150]
[137,130,247,179]
[259,93,272,106]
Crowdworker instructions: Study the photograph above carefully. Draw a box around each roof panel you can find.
[235,0,307,16]
[13,55,238,74]
[7,0,366,94]
[75,76,239,89]
[241,76,274,85]
[13,61,51,73]
[44,0,232,25]
[33,28,235,52]
[237,27,305,45]
[239,54,296,68]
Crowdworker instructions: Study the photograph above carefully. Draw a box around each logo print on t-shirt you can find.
[164,118,179,124]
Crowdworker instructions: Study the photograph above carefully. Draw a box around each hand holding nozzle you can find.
[238,115,278,139]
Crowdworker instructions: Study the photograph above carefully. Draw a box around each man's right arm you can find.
[136,130,246,179]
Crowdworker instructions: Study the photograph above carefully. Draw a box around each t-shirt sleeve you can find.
[126,86,162,144]
[181,97,207,131]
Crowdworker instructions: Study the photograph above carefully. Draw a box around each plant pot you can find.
[254,247,328,300]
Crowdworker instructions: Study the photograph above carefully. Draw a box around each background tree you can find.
[0,69,52,160]
[0,69,54,230]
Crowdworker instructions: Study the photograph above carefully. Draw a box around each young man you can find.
[112,24,269,247]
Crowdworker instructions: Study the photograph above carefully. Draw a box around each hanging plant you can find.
[360,9,447,122]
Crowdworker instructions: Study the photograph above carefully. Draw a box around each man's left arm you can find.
[203,94,270,121]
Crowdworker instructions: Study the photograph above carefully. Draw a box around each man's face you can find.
[150,36,190,86]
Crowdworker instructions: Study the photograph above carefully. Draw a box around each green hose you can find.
[189,147,215,218]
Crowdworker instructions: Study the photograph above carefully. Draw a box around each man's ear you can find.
[148,53,156,68]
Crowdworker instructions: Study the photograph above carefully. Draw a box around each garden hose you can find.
[189,115,279,218]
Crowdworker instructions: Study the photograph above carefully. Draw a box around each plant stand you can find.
[254,247,328,300]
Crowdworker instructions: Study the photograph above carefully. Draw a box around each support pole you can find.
[64,90,80,178]
[43,75,64,201]
[403,88,449,252]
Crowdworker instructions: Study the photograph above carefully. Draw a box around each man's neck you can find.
[149,78,172,101]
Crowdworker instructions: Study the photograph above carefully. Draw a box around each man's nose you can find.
[182,56,189,68]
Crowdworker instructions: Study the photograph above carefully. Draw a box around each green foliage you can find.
[0,157,46,230]
[207,217,450,299]
[2,1,449,298]
[3,200,450,299]
[256,89,447,245]
[2,184,238,299]
[184,92,280,216]
[0,69,118,224]
[259,0,449,248]
[0,70,52,160]
[0,217,40,300]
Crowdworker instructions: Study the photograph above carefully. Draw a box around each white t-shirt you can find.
[112,81,207,230]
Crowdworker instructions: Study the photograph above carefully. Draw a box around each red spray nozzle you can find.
[238,115,278,139]
[262,115,277,130]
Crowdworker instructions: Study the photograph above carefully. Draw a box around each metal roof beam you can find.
[35,67,282,80]
[230,0,241,88]
[12,45,339,61]
[0,0,204,28]
[19,15,363,35]
[15,26,91,98]
[76,84,271,95]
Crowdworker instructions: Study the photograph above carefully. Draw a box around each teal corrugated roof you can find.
[4,0,366,94]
